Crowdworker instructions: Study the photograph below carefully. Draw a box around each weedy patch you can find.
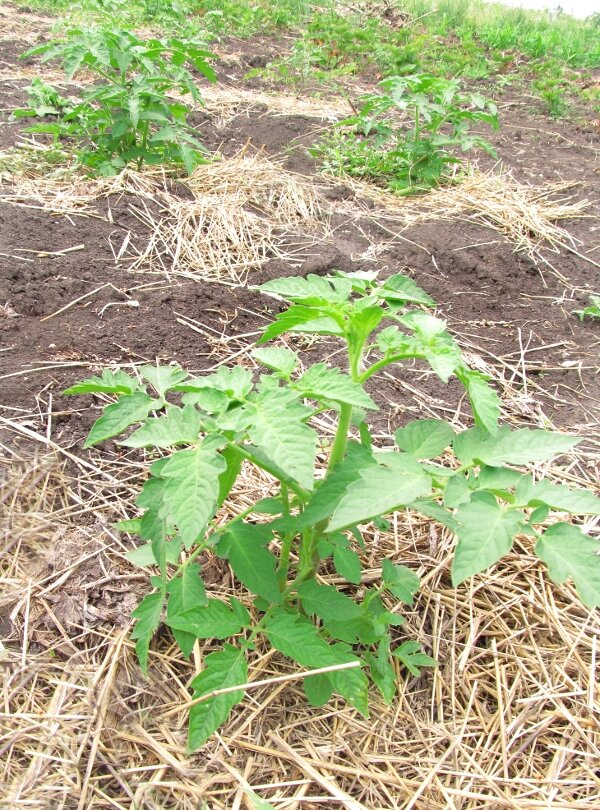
[313,74,498,193]
[67,270,600,750]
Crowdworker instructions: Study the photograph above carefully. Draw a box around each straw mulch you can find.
[341,168,592,264]
[2,363,599,809]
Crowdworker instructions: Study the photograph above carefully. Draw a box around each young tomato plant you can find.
[313,74,499,192]
[18,28,215,175]
[67,271,600,749]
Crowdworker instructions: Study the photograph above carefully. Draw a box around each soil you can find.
[1,6,600,457]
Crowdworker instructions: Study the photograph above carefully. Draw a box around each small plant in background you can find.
[13,77,75,119]
[16,28,216,175]
[68,271,600,750]
[313,73,499,193]
[574,294,600,321]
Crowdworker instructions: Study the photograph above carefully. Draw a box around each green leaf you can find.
[515,478,600,515]
[328,452,431,532]
[251,347,299,376]
[365,641,396,703]
[453,426,581,467]
[297,581,363,621]
[257,274,352,304]
[452,495,524,585]
[182,563,208,610]
[303,673,334,707]
[217,445,243,507]
[188,644,247,750]
[392,641,438,677]
[477,466,522,491]
[443,474,473,508]
[64,368,139,395]
[131,592,164,674]
[224,523,281,603]
[455,367,501,434]
[298,442,377,528]
[293,363,377,410]
[535,523,600,608]
[121,405,202,448]
[178,366,253,400]
[248,386,317,491]
[160,439,227,547]
[125,538,181,567]
[408,497,459,530]
[181,388,229,413]
[141,364,189,396]
[84,392,160,447]
[381,560,420,605]
[378,274,435,305]
[166,577,196,658]
[258,304,344,344]
[166,598,250,638]
[244,792,277,810]
[333,546,362,584]
[265,613,369,716]
[395,419,455,459]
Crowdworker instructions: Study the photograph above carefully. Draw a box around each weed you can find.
[313,73,498,193]
[574,295,600,322]
[16,28,216,175]
[68,270,600,749]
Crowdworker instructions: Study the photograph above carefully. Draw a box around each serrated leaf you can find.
[328,452,431,532]
[160,439,227,547]
[224,523,281,603]
[177,366,253,400]
[217,445,243,506]
[181,388,229,413]
[121,405,202,448]
[381,560,420,605]
[452,496,524,585]
[477,466,522,491]
[515,478,600,515]
[365,641,396,704]
[392,640,437,677]
[166,577,195,659]
[182,564,208,610]
[535,523,600,608]
[64,368,139,395]
[258,304,344,344]
[248,386,317,491]
[453,426,581,467]
[188,644,247,750]
[293,363,377,410]
[379,274,435,305]
[125,539,181,567]
[297,581,363,621]
[131,592,164,674]
[455,367,501,434]
[251,347,299,376]
[375,326,420,356]
[395,419,455,459]
[141,364,189,396]
[166,598,250,638]
[257,274,352,304]
[85,392,160,448]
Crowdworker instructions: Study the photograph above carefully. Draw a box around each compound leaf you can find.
[141,364,189,396]
[251,347,299,376]
[453,426,580,467]
[535,523,600,608]
[188,644,247,750]
[392,640,437,677]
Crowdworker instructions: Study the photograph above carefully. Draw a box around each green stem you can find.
[359,351,422,384]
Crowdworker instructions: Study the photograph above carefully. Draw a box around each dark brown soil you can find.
[1,7,600,456]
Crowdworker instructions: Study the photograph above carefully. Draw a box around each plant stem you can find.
[327,403,353,472]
